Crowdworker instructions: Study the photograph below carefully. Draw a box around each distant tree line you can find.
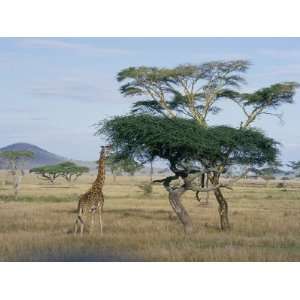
[249,160,300,181]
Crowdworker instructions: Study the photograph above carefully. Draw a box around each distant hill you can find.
[0,143,69,169]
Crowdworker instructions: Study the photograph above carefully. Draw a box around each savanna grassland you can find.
[0,171,300,261]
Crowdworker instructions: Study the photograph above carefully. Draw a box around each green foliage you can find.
[241,82,299,108]
[97,114,279,171]
[30,165,62,184]
[99,60,297,187]
[57,161,89,182]
[30,161,89,184]
[117,61,249,97]
[0,150,34,169]
[117,62,299,129]
[0,150,34,160]
[117,61,250,123]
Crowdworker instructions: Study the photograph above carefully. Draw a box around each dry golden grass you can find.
[0,171,300,261]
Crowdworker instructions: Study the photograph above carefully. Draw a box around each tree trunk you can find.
[196,174,210,205]
[214,187,230,230]
[210,175,230,230]
[150,161,153,182]
[12,172,21,200]
[168,187,193,234]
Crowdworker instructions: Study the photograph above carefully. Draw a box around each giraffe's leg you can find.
[98,208,103,235]
[78,215,84,236]
[90,212,95,233]
[74,217,79,235]
[74,210,83,235]
[205,176,210,204]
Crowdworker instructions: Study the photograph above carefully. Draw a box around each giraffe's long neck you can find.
[93,151,106,190]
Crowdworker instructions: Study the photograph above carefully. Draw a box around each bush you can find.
[137,182,153,196]
[276,182,286,188]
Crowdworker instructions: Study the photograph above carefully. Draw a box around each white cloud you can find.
[17,38,135,56]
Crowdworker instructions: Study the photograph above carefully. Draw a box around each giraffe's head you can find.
[100,144,112,159]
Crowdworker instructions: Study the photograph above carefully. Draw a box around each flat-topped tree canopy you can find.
[117,60,250,124]
[117,62,299,129]
[97,114,279,174]
[242,82,299,108]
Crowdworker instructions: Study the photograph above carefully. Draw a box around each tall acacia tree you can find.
[98,60,298,233]
[98,115,279,232]
[117,61,298,129]
[117,61,250,125]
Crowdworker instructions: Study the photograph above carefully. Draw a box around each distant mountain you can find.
[0,143,68,169]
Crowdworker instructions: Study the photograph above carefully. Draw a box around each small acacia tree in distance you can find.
[30,161,89,185]
[0,151,33,199]
[29,165,62,184]
[56,161,89,183]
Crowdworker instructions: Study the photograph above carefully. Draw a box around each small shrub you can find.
[276,182,286,188]
[137,182,153,196]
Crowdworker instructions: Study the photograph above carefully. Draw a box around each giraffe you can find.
[74,145,111,235]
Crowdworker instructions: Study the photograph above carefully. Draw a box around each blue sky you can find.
[1,38,300,163]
